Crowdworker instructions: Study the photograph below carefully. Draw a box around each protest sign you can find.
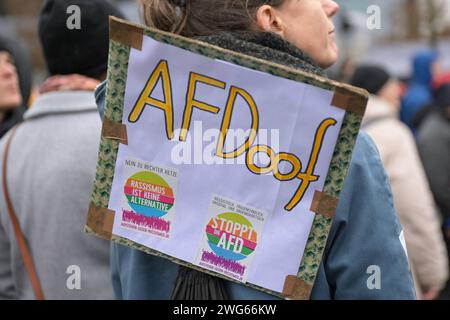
[86,17,368,299]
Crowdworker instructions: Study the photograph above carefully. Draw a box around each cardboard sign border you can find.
[85,17,368,300]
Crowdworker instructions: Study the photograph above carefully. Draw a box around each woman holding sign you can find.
[98,0,416,299]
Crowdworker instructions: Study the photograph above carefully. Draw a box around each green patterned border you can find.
[86,18,366,299]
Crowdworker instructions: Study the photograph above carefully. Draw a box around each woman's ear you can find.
[255,5,285,36]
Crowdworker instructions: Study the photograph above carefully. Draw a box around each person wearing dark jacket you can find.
[97,0,416,300]
[417,84,450,227]
[417,83,450,299]
[0,33,32,138]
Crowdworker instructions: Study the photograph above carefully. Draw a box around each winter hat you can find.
[350,65,391,95]
[38,0,125,77]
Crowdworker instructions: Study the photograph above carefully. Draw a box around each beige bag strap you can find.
[2,125,45,300]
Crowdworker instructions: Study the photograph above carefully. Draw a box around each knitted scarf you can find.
[197,31,325,77]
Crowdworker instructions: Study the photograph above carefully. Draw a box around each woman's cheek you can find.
[314,35,330,62]
[313,38,338,68]
[328,35,339,60]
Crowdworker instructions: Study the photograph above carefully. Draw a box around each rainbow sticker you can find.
[119,159,178,239]
[124,171,175,218]
[206,212,257,261]
[196,194,267,283]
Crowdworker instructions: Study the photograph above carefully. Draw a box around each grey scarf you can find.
[171,31,325,300]
[197,31,326,77]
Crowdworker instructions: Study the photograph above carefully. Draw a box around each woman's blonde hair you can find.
[139,0,285,37]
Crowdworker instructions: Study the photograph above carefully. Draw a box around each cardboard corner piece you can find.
[310,190,339,219]
[102,118,128,145]
[86,202,115,240]
[331,86,368,116]
[109,16,143,50]
[282,275,313,300]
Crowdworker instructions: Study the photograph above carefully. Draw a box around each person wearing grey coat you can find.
[0,91,113,299]
[0,0,125,299]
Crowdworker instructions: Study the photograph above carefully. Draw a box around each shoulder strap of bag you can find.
[2,125,45,300]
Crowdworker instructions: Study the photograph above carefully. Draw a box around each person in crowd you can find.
[350,65,449,300]
[417,83,450,226]
[96,0,416,300]
[401,50,439,132]
[0,33,32,138]
[0,0,124,299]
[417,83,450,299]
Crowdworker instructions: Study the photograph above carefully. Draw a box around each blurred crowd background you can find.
[3,0,450,85]
[1,0,450,300]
